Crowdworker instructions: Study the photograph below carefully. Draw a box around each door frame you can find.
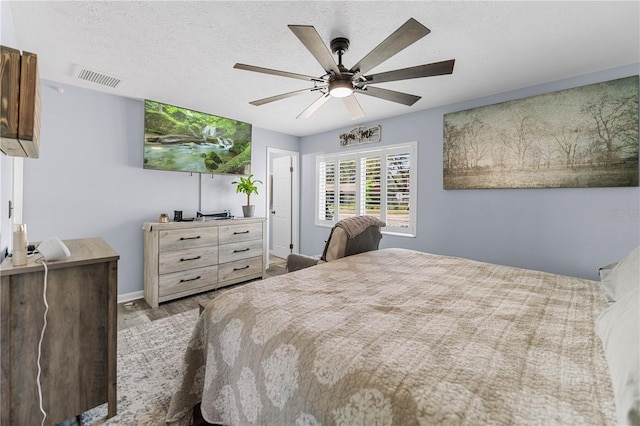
[265,147,299,267]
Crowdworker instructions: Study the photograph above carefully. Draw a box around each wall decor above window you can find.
[443,75,639,189]
[339,125,382,147]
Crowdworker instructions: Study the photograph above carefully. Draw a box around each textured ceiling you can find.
[7,1,640,137]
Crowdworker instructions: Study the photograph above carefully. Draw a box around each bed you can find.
[166,247,637,425]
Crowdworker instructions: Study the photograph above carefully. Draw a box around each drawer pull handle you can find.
[180,256,201,262]
[180,236,201,240]
[233,265,250,271]
[233,248,250,253]
[233,230,250,235]
[180,276,201,283]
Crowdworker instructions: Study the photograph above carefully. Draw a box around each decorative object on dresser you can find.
[0,237,119,425]
[0,45,41,158]
[143,218,266,308]
[231,174,263,217]
[196,210,232,220]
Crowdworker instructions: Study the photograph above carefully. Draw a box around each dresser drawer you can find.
[218,256,263,283]
[159,265,218,297]
[159,227,218,252]
[218,222,262,245]
[219,239,264,264]
[159,246,219,274]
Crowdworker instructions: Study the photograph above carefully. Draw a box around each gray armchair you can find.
[286,215,386,272]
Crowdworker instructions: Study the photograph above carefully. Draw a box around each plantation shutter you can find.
[315,142,416,236]
[360,155,382,219]
[317,159,336,222]
[338,159,357,219]
[386,149,412,231]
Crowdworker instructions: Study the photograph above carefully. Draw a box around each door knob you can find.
[271,210,276,214]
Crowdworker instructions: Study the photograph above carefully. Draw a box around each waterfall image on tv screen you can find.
[143,100,252,175]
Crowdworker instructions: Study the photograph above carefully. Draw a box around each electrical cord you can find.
[34,256,49,426]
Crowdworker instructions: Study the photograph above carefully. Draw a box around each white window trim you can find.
[315,141,417,237]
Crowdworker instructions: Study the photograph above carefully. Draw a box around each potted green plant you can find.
[232,174,263,217]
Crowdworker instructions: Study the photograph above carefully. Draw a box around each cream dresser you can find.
[143,218,266,308]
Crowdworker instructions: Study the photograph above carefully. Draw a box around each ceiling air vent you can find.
[72,65,124,89]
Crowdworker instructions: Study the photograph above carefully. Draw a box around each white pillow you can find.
[600,246,639,303]
[597,287,640,426]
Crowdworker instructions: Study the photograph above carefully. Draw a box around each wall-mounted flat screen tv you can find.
[143,100,252,175]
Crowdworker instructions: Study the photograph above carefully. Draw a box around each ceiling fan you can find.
[234,18,455,120]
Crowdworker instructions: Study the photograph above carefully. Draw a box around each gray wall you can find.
[299,64,640,280]
[22,80,298,298]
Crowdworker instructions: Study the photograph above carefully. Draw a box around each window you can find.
[316,142,417,236]
[339,159,357,219]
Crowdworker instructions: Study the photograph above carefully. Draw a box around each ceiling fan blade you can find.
[350,18,430,79]
[362,59,455,85]
[297,93,331,119]
[234,63,321,82]
[249,88,318,106]
[342,95,365,120]
[357,86,421,106]
[288,25,341,76]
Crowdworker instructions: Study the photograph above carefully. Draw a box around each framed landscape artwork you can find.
[443,75,639,189]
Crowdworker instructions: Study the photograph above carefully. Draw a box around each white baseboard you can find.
[118,290,144,304]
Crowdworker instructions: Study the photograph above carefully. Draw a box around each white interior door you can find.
[271,155,292,259]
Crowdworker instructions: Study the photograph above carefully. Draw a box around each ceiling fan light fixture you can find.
[329,79,353,98]
[237,19,455,119]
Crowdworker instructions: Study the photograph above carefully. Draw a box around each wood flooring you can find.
[117,254,287,330]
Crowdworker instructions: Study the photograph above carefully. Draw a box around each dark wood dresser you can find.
[0,237,118,425]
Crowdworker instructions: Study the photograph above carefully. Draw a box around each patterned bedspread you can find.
[166,248,616,425]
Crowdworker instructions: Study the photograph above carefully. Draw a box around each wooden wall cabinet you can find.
[143,218,266,308]
[0,238,119,425]
[1,45,41,158]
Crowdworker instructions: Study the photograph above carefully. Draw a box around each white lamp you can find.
[38,237,71,261]
[329,79,353,98]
